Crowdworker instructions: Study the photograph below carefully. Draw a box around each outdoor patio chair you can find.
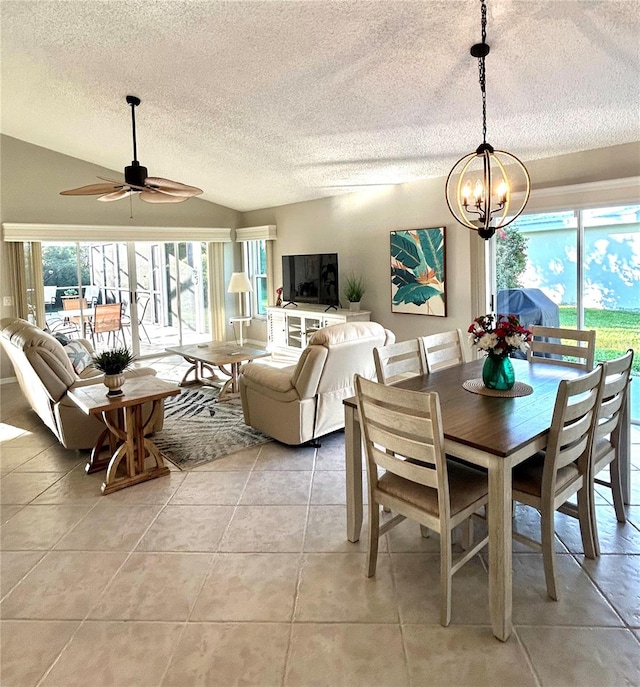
[91,303,125,347]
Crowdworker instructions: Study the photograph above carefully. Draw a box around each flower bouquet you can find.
[468,313,532,390]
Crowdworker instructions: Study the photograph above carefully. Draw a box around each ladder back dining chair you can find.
[373,339,425,385]
[354,374,489,627]
[590,348,634,554]
[511,365,603,600]
[527,325,596,371]
[421,329,467,373]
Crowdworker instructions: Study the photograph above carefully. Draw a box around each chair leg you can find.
[366,501,380,578]
[540,509,559,601]
[577,487,597,559]
[439,526,453,627]
[609,459,627,524]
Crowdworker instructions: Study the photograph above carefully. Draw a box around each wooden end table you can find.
[68,377,180,495]
[165,341,270,400]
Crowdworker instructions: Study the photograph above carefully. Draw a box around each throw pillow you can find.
[63,341,94,374]
[52,332,71,346]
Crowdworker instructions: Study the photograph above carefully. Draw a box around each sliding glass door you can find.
[492,204,640,422]
[39,240,212,357]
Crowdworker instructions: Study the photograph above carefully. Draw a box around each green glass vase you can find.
[482,354,515,391]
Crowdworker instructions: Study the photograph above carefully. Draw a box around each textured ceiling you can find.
[2,0,639,212]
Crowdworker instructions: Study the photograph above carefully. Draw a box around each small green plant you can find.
[63,288,79,297]
[92,346,135,375]
[344,273,365,302]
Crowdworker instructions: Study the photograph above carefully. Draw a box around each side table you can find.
[68,377,180,495]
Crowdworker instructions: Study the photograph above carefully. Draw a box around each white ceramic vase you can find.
[103,373,125,396]
[349,301,361,311]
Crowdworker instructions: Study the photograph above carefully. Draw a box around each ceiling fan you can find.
[60,95,203,204]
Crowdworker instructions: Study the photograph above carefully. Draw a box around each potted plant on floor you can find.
[344,273,365,311]
[92,346,135,396]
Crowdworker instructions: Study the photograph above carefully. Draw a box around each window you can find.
[242,239,268,316]
[492,203,640,423]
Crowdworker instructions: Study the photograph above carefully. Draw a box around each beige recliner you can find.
[239,321,395,445]
[0,317,162,450]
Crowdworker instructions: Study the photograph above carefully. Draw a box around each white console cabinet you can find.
[266,305,371,356]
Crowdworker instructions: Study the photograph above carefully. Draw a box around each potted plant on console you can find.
[93,346,135,396]
[344,273,365,311]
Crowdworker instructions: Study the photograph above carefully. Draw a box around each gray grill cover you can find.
[497,288,560,359]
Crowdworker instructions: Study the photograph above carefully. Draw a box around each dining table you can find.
[342,357,631,642]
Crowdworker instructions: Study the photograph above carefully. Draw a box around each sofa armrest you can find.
[240,362,297,393]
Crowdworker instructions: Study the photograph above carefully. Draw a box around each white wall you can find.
[240,142,640,345]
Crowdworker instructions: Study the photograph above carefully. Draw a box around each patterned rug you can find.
[153,387,272,469]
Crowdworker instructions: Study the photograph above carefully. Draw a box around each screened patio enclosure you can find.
[39,240,213,356]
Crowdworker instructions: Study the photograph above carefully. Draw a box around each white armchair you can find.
[239,321,395,445]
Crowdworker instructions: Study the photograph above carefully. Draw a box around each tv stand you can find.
[282,302,298,308]
[266,304,371,357]
[324,304,338,312]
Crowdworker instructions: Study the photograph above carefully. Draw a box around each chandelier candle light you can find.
[468,313,532,390]
[445,0,531,240]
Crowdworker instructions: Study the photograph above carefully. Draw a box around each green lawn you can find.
[558,307,639,374]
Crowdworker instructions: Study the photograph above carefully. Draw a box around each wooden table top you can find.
[166,341,270,365]
[69,376,180,415]
[345,358,584,458]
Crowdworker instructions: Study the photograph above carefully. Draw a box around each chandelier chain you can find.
[478,0,488,144]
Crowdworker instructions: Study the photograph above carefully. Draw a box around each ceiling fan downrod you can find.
[125,95,147,188]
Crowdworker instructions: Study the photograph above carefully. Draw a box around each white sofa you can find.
[0,317,162,449]
[239,321,395,445]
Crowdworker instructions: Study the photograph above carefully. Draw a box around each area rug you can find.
[153,387,272,469]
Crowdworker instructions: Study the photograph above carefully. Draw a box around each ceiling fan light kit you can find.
[60,95,203,205]
[445,0,531,240]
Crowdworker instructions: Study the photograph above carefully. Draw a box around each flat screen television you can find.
[282,253,339,308]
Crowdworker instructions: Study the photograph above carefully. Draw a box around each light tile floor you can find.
[1,360,639,687]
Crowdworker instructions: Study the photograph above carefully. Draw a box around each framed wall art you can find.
[390,226,446,316]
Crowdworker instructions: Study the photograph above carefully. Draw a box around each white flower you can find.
[505,334,527,351]
[477,333,498,351]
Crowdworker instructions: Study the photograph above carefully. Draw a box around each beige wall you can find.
[3,133,639,380]
[240,141,640,345]
[0,135,242,379]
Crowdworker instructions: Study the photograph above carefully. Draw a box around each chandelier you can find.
[445,0,530,240]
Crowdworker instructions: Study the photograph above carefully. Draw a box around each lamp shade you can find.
[227,272,253,293]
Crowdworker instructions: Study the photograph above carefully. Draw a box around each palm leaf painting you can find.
[390,227,446,316]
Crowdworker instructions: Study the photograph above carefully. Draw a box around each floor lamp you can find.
[227,272,253,346]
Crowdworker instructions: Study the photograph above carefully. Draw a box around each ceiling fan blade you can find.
[97,189,134,202]
[60,183,123,196]
[139,190,189,204]
[144,177,203,197]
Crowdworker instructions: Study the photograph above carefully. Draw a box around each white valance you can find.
[512,177,640,214]
[2,223,233,243]
[235,225,277,241]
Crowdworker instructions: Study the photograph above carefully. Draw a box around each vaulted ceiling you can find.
[2,0,639,211]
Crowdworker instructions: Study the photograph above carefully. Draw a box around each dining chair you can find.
[373,339,425,385]
[511,365,603,600]
[91,303,125,347]
[589,349,634,554]
[527,325,596,371]
[421,329,467,373]
[354,374,489,626]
